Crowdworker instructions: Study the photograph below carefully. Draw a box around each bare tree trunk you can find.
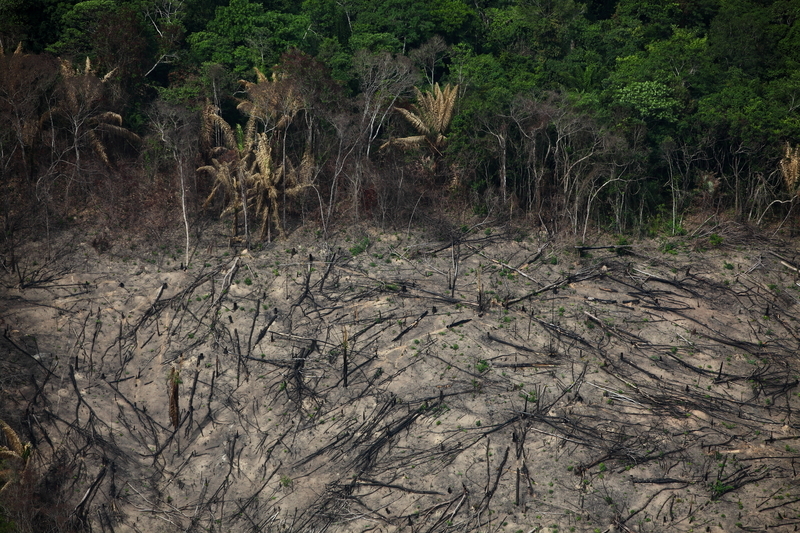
[178,157,190,267]
[497,126,507,206]
[239,168,250,248]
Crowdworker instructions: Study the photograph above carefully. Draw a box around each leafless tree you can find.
[350,50,416,220]
[410,35,449,87]
[148,99,200,266]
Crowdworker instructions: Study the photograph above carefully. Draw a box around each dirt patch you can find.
[2,222,800,532]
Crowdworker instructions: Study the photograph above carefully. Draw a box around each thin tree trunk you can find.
[178,156,190,267]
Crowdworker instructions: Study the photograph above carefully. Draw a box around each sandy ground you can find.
[2,220,800,533]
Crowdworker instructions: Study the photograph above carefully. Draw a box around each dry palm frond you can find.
[201,99,236,151]
[89,112,141,164]
[780,142,800,196]
[94,111,123,126]
[395,107,431,137]
[101,67,118,83]
[386,135,428,149]
[382,83,458,152]
[200,158,240,213]
[237,67,303,131]
[0,419,32,494]
[246,134,281,240]
[95,122,142,143]
[0,420,23,456]
[89,130,111,165]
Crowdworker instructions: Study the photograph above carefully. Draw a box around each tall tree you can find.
[149,99,199,266]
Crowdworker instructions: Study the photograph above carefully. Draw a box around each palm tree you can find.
[199,99,247,239]
[43,58,140,168]
[247,132,312,241]
[35,57,140,212]
[200,76,312,242]
[238,70,310,241]
[382,83,458,154]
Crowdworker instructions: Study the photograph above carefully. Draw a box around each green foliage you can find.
[707,0,781,77]
[614,80,678,122]
[428,0,476,41]
[2,0,800,235]
[46,0,117,58]
[188,0,313,74]
[347,0,436,51]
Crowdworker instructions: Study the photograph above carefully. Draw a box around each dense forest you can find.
[2,0,800,243]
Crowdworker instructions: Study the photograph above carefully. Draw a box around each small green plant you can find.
[710,480,733,498]
[615,236,631,255]
[709,233,723,246]
[723,262,734,270]
[244,277,252,285]
[349,236,370,256]
[519,390,538,403]
[476,360,489,373]
[280,475,292,488]
[661,241,678,255]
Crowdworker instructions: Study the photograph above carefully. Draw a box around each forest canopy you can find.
[1,0,799,240]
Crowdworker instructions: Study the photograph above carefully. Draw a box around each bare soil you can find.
[3,219,800,533]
